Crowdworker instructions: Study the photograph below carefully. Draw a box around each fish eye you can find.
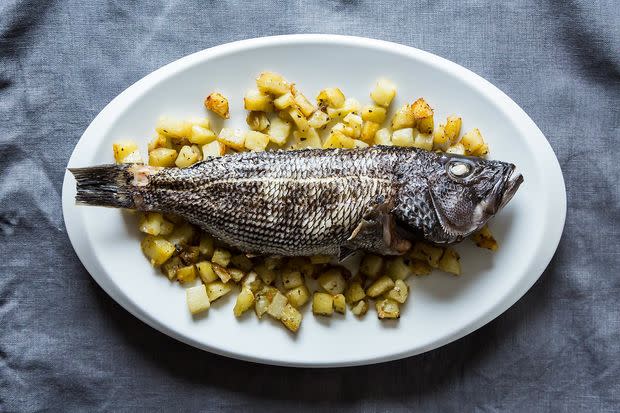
[448,162,471,178]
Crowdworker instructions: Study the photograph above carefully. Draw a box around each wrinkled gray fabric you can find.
[1,0,619,411]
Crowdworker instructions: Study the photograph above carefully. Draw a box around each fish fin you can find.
[70,164,136,208]
[338,246,356,262]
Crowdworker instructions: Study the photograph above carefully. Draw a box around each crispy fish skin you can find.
[71,146,522,256]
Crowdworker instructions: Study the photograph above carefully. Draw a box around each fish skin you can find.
[72,146,522,256]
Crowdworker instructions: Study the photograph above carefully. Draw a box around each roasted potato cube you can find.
[242,271,263,294]
[387,279,409,303]
[267,116,292,146]
[286,285,310,308]
[267,291,288,320]
[307,110,330,129]
[230,254,253,272]
[438,248,461,275]
[281,304,302,332]
[360,254,383,279]
[391,128,415,147]
[411,98,434,134]
[233,287,255,317]
[176,265,197,284]
[254,263,276,285]
[202,140,226,157]
[204,92,230,119]
[227,268,245,283]
[113,140,139,163]
[292,128,321,149]
[212,263,231,283]
[196,261,218,283]
[444,116,462,144]
[166,223,194,248]
[217,128,245,151]
[345,281,366,303]
[148,134,169,152]
[333,294,346,314]
[175,145,199,168]
[141,235,175,266]
[138,212,166,236]
[323,130,355,149]
[244,89,274,112]
[189,125,217,145]
[258,285,279,302]
[474,143,489,157]
[274,92,296,110]
[317,87,345,108]
[376,298,400,319]
[374,128,392,146]
[246,111,270,132]
[288,107,309,133]
[255,295,270,318]
[391,104,415,130]
[360,121,380,143]
[244,130,270,151]
[312,292,334,316]
[282,270,304,290]
[433,124,450,151]
[161,256,183,280]
[206,281,232,302]
[292,90,316,117]
[318,268,346,294]
[149,147,178,167]
[186,284,210,314]
[351,299,369,316]
[326,98,361,119]
[353,139,369,148]
[366,275,395,298]
[471,224,498,251]
[410,242,444,268]
[410,259,432,276]
[361,105,387,123]
[413,133,434,151]
[370,77,396,107]
[256,71,290,96]
[460,128,484,154]
[211,248,231,267]
[446,143,466,155]
[156,116,192,139]
[342,113,363,138]
[198,234,214,258]
[386,257,413,280]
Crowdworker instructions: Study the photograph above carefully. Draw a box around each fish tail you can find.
[69,164,137,209]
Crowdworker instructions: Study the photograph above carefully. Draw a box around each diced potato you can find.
[446,143,466,155]
[444,116,462,144]
[121,150,144,164]
[113,140,139,163]
[391,104,414,130]
[189,125,217,145]
[141,235,175,266]
[246,111,270,132]
[148,134,169,152]
[267,291,288,320]
[211,249,231,267]
[292,89,316,117]
[198,234,214,257]
[345,282,366,303]
[186,284,210,314]
[310,255,331,265]
[460,128,484,155]
[318,268,346,294]
[176,265,196,284]
[267,116,292,146]
[376,298,400,319]
[148,148,178,167]
[244,130,270,152]
[175,145,199,168]
[471,224,498,251]
[342,113,363,138]
[323,130,355,149]
[292,128,321,149]
[204,92,230,119]
[307,110,330,129]
[259,285,279,302]
[242,271,263,294]
[166,223,194,248]
[227,268,245,283]
[351,299,369,316]
[158,219,174,236]
[410,242,444,268]
[282,269,304,290]
[255,295,270,318]
[386,257,413,280]
[433,124,450,151]
[326,98,361,119]
[361,105,387,123]
[212,263,231,283]
[288,107,309,133]
[161,256,183,280]
[353,139,369,148]
[317,87,345,108]
[312,292,334,316]
[254,263,276,285]
[360,254,384,279]
[286,285,310,308]
[274,92,296,110]
[438,247,461,275]
[333,294,346,314]
[413,133,434,151]
[156,116,192,139]
[196,261,218,283]
[411,98,434,134]
[202,140,226,158]
[391,128,415,147]
[256,71,290,96]
[374,128,392,146]
[233,287,255,317]
[138,212,166,236]
[410,259,432,276]
[360,121,380,143]
[217,128,245,151]
[281,304,302,332]
[366,276,395,298]
[387,279,409,303]
[370,77,396,107]
[474,143,489,157]
[230,255,253,272]
[244,89,274,112]
[187,117,211,129]
[206,281,232,302]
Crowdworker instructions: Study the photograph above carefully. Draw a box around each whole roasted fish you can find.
[71,146,522,256]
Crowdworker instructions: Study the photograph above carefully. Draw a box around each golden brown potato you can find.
[370,78,396,107]
[141,235,175,266]
[376,298,400,319]
[256,71,290,96]
[438,248,461,275]
[186,285,210,314]
[411,98,434,134]
[246,111,270,132]
[244,89,274,112]
[312,292,334,316]
[281,304,302,332]
[204,92,230,119]
[148,148,177,167]
[316,87,345,108]
[286,285,310,308]
[233,287,255,317]
[471,224,498,251]
[333,294,346,314]
[391,104,415,130]
[444,116,462,144]
[366,276,395,298]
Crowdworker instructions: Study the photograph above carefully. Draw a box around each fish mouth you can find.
[489,165,523,214]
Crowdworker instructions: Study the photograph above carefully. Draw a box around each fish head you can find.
[426,154,523,240]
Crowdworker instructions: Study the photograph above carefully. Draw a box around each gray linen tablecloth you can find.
[1,1,618,411]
